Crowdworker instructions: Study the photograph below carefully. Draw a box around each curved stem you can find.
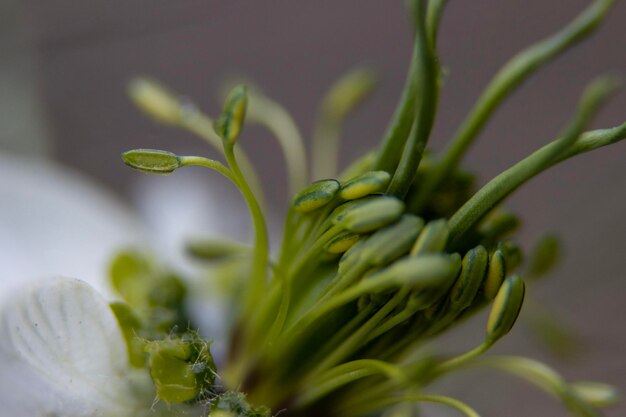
[247,92,308,195]
[223,145,270,318]
[447,77,619,249]
[434,342,491,375]
[426,0,449,47]
[411,0,615,212]
[178,156,237,183]
[387,0,439,198]
[373,5,421,174]
[349,394,482,417]
[297,359,406,408]
[181,110,266,207]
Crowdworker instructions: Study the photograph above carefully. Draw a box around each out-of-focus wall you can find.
[9,1,626,416]
[1,0,50,155]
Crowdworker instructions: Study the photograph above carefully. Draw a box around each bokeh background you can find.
[2,1,625,416]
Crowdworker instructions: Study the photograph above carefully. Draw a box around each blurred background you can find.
[1,0,625,416]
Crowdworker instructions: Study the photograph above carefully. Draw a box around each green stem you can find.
[297,359,406,408]
[178,156,237,183]
[447,77,619,249]
[434,342,491,375]
[181,110,266,207]
[222,145,270,318]
[557,122,626,161]
[373,3,421,174]
[411,0,615,212]
[308,289,408,378]
[426,0,449,47]
[462,356,601,417]
[247,91,308,196]
[387,0,439,198]
[346,394,482,417]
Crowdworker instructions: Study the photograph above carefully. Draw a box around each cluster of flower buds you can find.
[120,0,624,416]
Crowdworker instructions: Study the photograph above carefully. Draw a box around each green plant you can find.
[117,1,624,416]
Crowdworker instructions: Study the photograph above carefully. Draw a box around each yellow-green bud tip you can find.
[340,171,391,200]
[570,381,620,407]
[214,84,248,144]
[128,77,182,125]
[323,67,378,119]
[292,179,340,213]
[486,274,525,344]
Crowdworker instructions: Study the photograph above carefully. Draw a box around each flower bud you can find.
[122,149,181,174]
[214,85,248,144]
[527,234,561,278]
[128,77,182,125]
[325,230,361,254]
[486,275,525,344]
[147,339,198,403]
[498,241,523,271]
[339,171,391,200]
[186,238,250,260]
[292,179,340,212]
[338,196,404,233]
[365,254,459,294]
[450,245,488,311]
[146,334,216,404]
[410,219,449,255]
[361,214,424,266]
[483,249,506,300]
[479,210,520,241]
[321,67,378,120]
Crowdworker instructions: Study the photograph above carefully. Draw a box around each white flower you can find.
[0,278,153,417]
[0,152,246,415]
[0,153,145,298]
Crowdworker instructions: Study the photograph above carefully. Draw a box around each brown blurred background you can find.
[2,1,626,416]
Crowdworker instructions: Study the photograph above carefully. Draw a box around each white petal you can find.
[0,278,152,417]
[0,153,146,298]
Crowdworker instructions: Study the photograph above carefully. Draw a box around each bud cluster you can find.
[119,1,624,416]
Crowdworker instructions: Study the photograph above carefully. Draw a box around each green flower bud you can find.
[483,249,506,300]
[338,196,404,233]
[339,171,391,200]
[146,334,216,404]
[109,250,151,307]
[214,84,248,144]
[186,238,250,261]
[147,339,198,403]
[498,241,523,272]
[328,195,380,225]
[292,179,340,212]
[337,239,368,276]
[486,275,525,344]
[321,67,378,120]
[365,254,460,294]
[122,149,181,174]
[408,254,463,311]
[527,234,561,278]
[479,210,520,241]
[325,230,361,254]
[450,245,489,311]
[128,77,182,125]
[410,219,449,255]
[361,214,424,266]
